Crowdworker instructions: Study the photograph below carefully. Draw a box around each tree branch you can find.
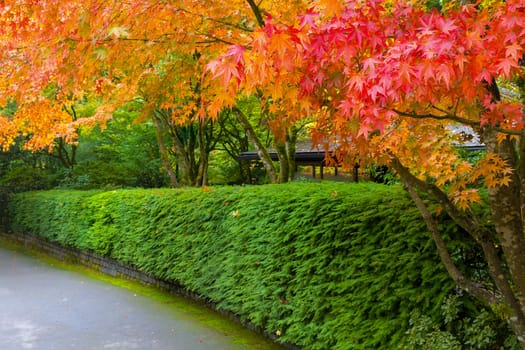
[389,156,482,240]
[177,7,255,32]
[232,106,277,183]
[392,109,522,136]
[246,0,265,27]
[401,177,500,306]
[392,155,525,325]
[392,109,478,126]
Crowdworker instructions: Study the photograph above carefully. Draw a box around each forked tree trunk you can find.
[388,74,525,348]
[391,144,525,348]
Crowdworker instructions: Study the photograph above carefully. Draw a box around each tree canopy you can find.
[209,0,525,345]
[2,0,525,347]
[0,0,308,150]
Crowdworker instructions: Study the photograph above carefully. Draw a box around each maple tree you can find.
[0,0,310,185]
[3,0,525,344]
[209,0,525,346]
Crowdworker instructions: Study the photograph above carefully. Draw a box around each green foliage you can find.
[402,294,519,349]
[366,164,397,184]
[0,142,61,195]
[403,310,462,350]
[7,182,515,349]
[0,99,17,117]
[456,148,486,166]
[207,150,242,184]
[0,163,55,193]
[0,100,166,191]
[65,104,168,189]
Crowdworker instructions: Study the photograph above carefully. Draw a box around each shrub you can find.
[7,182,516,349]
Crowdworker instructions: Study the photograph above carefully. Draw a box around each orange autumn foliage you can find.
[0,0,310,150]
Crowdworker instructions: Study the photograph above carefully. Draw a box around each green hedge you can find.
[8,183,467,349]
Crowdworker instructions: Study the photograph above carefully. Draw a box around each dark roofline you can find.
[238,151,328,162]
[462,145,485,152]
[238,145,485,163]
[238,151,339,167]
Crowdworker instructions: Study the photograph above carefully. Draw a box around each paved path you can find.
[0,245,279,350]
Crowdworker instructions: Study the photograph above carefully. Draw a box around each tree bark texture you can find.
[152,115,179,187]
[233,107,277,183]
[391,147,525,348]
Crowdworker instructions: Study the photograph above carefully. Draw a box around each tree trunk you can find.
[482,128,525,347]
[52,104,78,169]
[286,126,298,181]
[239,159,252,183]
[233,107,277,183]
[391,153,525,348]
[275,142,289,183]
[171,130,193,186]
[152,115,179,187]
[196,118,209,186]
[275,131,297,183]
[51,137,77,169]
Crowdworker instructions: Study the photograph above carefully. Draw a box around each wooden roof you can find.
[238,134,484,165]
[238,150,332,165]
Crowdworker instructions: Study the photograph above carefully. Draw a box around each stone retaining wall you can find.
[0,232,190,295]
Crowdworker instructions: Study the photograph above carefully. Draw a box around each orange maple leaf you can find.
[317,0,344,18]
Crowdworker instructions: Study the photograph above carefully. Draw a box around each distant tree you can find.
[67,104,167,189]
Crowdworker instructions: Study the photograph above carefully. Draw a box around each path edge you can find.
[0,231,299,350]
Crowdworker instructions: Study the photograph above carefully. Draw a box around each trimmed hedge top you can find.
[8,182,459,349]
